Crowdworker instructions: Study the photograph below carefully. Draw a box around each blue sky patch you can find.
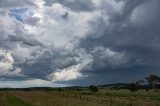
[9,8,28,22]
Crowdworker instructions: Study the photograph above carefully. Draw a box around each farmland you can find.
[0,89,160,106]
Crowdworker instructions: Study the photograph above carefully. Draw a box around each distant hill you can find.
[0,83,160,91]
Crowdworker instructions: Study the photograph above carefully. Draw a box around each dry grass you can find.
[0,90,159,106]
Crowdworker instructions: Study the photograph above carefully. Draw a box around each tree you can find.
[145,75,160,90]
[57,87,62,92]
[128,83,138,96]
[89,85,98,93]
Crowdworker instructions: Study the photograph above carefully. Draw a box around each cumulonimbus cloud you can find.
[0,0,160,86]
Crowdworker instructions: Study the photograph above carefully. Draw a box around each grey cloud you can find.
[130,0,160,28]
[33,0,160,85]
[70,0,160,84]
[0,0,36,8]
[24,16,40,26]
[0,0,160,86]
[44,0,96,12]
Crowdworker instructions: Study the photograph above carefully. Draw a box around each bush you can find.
[89,85,98,92]
[128,83,138,96]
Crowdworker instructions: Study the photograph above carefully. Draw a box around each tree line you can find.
[89,74,160,94]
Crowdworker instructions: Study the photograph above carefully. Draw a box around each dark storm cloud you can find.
[71,0,160,84]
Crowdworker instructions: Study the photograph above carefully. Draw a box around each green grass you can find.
[0,90,159,106]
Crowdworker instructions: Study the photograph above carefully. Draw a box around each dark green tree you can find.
[128,83,138,96]
[57,87,62,92]
[89,85,98,93]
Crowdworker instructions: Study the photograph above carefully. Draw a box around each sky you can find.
[0,0,160,88]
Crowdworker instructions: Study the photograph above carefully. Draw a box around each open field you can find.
[0,89,160,106]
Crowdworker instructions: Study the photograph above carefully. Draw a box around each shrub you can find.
[89,85,98,92]
[128,83,138,96]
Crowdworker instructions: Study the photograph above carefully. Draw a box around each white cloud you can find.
[0,49,14,71]
[48,65,83,81]
[0,49,22,78]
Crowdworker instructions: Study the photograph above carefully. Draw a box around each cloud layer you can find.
[0,0,160,87]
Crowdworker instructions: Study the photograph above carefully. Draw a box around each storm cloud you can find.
[0,0,160,87]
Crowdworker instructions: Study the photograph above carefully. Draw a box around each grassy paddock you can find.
[0,89,159,106]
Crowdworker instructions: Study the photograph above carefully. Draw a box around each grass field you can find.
[0,89,160,106]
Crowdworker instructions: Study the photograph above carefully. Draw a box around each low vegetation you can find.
[0,89,159,106]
